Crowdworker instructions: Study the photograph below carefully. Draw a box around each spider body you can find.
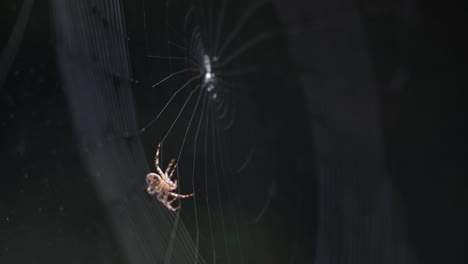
[146,144,194,211]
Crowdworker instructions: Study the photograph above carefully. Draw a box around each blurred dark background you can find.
[1,0,466,263]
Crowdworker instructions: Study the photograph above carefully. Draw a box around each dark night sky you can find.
[1,0,467,263]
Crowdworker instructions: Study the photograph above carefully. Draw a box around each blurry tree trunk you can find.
[274,0,417,263]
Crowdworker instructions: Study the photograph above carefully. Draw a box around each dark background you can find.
[1,0,466,263]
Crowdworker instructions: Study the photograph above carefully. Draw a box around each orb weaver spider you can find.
[146,144,195,211]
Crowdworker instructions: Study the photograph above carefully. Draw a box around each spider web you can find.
[54,0,317,263]
[127,1,317,262]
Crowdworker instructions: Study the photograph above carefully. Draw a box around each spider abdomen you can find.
[160,180,175,191]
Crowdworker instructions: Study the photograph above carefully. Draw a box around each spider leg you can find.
[167,204,181,212]
[155,143,161,169]
[156,193,164,202]
[156,167,165,178]
[165,159,176,175]
[168,191,195,199]
[168,162,177,179]
[163,195,181,211]
[167,196,178,205]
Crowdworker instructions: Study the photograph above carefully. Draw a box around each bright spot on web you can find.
[203,54,215,85]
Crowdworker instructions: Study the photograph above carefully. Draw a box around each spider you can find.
[146,143,194,211]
